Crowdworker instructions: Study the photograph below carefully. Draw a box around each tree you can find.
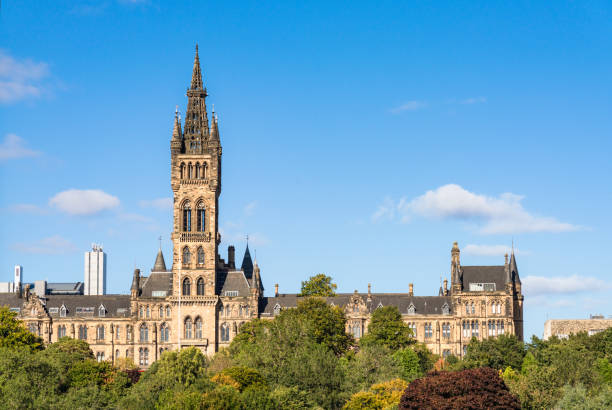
[296,297,354,355]
[211,366,267,392]
[299,274,337,297]
[344,378,408,410]
[393,347,422,382]
[461,334,525,370]
[399,367,520,409]
[0,307,43,351]
[342,344,402,393]
[360,306,413,351]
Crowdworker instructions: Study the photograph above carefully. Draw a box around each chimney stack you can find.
[409,283,414,296]
[274,283,279,297]
[228,245,235,268]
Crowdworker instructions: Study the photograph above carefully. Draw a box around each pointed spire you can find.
[510,250,520,284]
[191,44,203,90]
[172,106,182,140]
[153,248,167,272]
[241,243,254,279]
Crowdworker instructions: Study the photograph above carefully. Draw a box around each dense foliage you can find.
[298,273,337,297]
[399,367,520,409]
[1,294,611,409]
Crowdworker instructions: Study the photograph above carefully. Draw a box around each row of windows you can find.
[465,301,504,315]
[348,323,362,338]
[139,305,172,319]
[221,304,250,318]
[182,277,206,296]
[181,201,206,233]
[179,162,208,180]
[462,321,480,338]
[182,246,206,265]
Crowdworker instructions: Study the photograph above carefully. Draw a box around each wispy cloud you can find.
[7,203,48,214]
[0,134,41,161]
[0,50,50,103]
[373,184,582,234]
[523,275,608,296]
[460,96,487,105]
[463,244,521,256]
[139,197,173,211]
[244,201,257,216]
[13,235,77,254]
[49,189,120,216]
[390,100,427,114]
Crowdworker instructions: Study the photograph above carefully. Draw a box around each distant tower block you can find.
[84,244,106,295]
[14,265,22,287]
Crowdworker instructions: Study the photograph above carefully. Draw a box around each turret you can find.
[450,241,462,289]
[131,269,140,298]
[171,107,183,155]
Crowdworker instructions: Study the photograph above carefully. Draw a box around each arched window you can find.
[180,163,185,179]
[160,323,170,342]
[184,317,193,339]
[97,325,105,340]
[115,349,119,359]
[497,302,502,314]
[166,306,171,317]
[239,305,244,317]
[197,247,205,265]
[78,325,87,340]
[139,306,144,318]
[60,304,67,317]
[221,323,230,342]
[352,323,361,338]
[182,277,191,296]
[499,321,505,335]
[188,163,193,179]
[195,317,202,339]
[225,305,231,317]
[474,321,479,337]
[58,325,66,338]
[115,325,120,339]
[139,347,149,366]
[98,304,105,317]
[182,247,191,265]
[126,325,132,341]
[140,324,148,342]
[203,163,207,179]
[273,304,281,316]
[159,306,163,317]
[146,306,150,318]
[182,201,192,232]
[465,303,469,315]
[126,349,130,358]
[195,162,200,179]
[491,302,495,314]
[471,302,475,314]
[196,202,205,232]
[197,277,205,295]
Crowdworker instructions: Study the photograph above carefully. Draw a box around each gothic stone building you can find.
[0,47,524,366]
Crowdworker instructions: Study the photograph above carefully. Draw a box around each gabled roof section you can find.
[139,272,172,298]
[218,269,251,297]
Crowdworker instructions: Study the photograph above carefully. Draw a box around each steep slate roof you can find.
[139,272,173,298]
[44,294,132,318]
[0,293,22,309]
[259,293,452,316]
[217,269,251,297]
[461,266,507,291]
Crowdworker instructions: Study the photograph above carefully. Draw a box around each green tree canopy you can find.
[360,306,414,351]
[460,334,526,370]
[296,297,354,355]
[0,307,43,351]
[299,273,337,297]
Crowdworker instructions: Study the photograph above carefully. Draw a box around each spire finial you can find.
[158,235,162,250]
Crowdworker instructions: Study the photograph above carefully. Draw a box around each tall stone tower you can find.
[170,45,222,299]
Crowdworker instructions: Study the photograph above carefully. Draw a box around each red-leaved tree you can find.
[399,367,520,409]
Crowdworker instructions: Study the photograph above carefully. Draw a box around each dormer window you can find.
[407,303,416,315]
[60,304,67,318]
[273,304,281,316]
[442,303,450,315]
[98,304,106,317]
[377,302,383,309]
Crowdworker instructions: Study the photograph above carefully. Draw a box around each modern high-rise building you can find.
[84,245,106,295]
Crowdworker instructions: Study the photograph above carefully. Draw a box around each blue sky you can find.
[1,1,611,339]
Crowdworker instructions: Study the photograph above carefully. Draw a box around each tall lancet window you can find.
[182,247,191,265]
[195,162,200,179]
[197,202,205,232]
[182,277,191,296]
[203,163,207,179]
[182,201,192,232]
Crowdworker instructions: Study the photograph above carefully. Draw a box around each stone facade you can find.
[543,318,612,340]
[0,46,524,367]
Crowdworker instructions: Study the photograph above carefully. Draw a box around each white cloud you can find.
[139,197,173,211]
[523,275,608,296]
[390,100,427,114]
[460,96,487,105]
[49,189,120,215]
[0,50,49,103]
[374,184,582,234]
[0,134,41,160]
[13,235,77,254]
[463,244,518,256]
